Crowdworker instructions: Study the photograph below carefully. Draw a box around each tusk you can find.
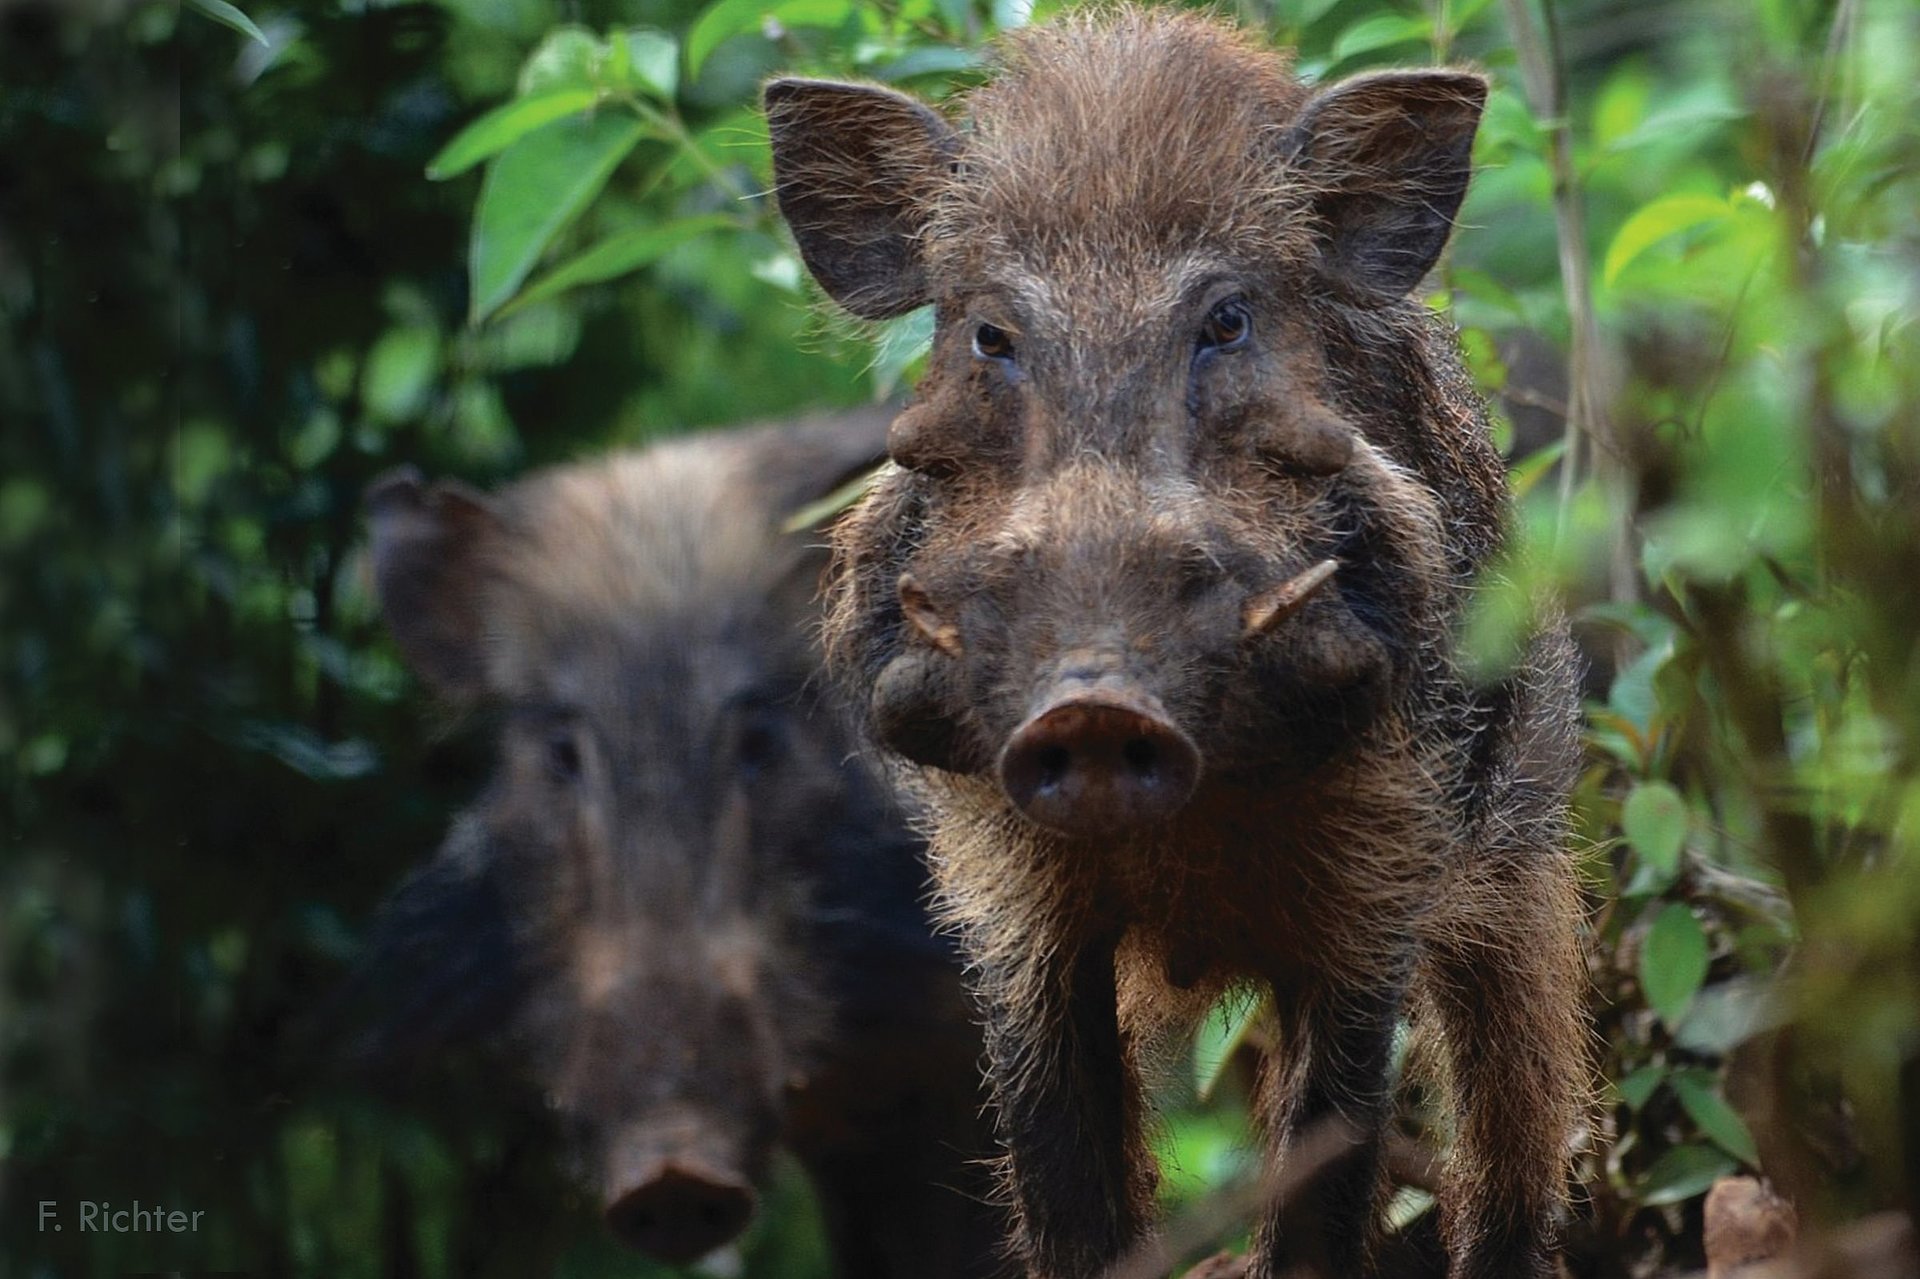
[898,572,964,657]
[1242,559,1339,637]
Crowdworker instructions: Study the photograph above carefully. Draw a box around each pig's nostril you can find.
[605,1165,755,1263]
[999,696,1201,837]
[1036,745,1071,789]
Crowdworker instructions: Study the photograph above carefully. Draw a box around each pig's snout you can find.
[999,676,1200,837]
[604,1161,756,1263]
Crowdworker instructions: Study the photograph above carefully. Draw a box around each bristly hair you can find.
[931,6,1317,276]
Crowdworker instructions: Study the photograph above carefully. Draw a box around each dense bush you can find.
[3,0,1916,1275]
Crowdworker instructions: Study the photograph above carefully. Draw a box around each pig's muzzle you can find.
[604,1160,756,1262]
[602,1121,759,1263]
[998,655,1201,838]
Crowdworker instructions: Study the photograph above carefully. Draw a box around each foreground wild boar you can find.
[351,413,1007,1277]
[766,11,1585,1279]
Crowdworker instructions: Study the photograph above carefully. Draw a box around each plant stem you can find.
[1501,0,1630,603]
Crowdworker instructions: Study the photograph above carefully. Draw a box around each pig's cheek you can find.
[870,650,971,773]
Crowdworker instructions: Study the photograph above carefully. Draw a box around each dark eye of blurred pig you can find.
[345,411,1011,1279]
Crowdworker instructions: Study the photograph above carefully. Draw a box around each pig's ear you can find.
[764,78,958,319]
[1283,70,1487,302]
[758,404,895,524]
[365,467,504,699]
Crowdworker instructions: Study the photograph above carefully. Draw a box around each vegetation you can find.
[3,0,1916,1275]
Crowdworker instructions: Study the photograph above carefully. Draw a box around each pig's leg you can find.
[1421,846,1583,1279]
[980,931,1150,1279]
[1247,977,1407,1279]
[1424,640,1586,1279]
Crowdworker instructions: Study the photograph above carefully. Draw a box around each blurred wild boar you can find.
[766,11,1586,1279]
[348,412,1008,1278]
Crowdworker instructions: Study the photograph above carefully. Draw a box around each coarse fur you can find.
[353,412,1011,1279]
[766,10,1588,1279]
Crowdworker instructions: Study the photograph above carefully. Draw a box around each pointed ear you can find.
[755,404,894,524]
[365,467,505,699]
[747,407,896,617]
[1283,70,1487,302]
[764,78,958,319]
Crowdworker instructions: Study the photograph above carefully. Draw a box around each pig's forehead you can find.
[927,11,1313,284]
[521,614,774,715]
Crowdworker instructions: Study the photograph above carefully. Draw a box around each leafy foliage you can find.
[6,0,1918,1275]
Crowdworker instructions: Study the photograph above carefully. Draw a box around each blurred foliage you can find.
[2,0,1916,1276]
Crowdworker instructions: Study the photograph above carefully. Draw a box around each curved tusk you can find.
[1241,559,1339,637]
[898,572,964,657]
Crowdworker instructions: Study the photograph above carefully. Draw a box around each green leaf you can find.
[688,0,778,78]
[1623,781,1689,877]
[468,112,649,323]
[1637,1141,1737,1208]
[1330,14,1431,63]
[186,0,268,46]
[869,45,983,82]
[1673,976,1787,1055]
[1194,992,1264,1102]
[1614,1062,1666,1110]
[621,29,679,101]
[1671,1073,1760,1166]
[871,307,935,400]
[362,327,441,423]
[1384,1186,1435,1232]
[1441,0,1497,35]
[781,465,882,535]
[687,0,853,78]
[501,214,734,317]
[1510,441,1566,501]
[426,91,600,180]
[1602,194,1731,288]
[1641,903,1711,1027]
[518,26,605,96]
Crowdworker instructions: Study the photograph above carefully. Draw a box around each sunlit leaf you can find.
[362,327,441,422]
[781,466,882,535]
[1602,194,1732,288]
[1641,903,1711,1027]
[688,0,854,78]
[186,0,268,45]
[621,29,680,101]
[870,306,935,400]
[501,214,735,317]
[1384,1186,1435,1232]
[1194,991,1264,1102]
[1330,13,1430,63]
[468,113,649,323]
[1623,781,1688,877]
[518,26,604,96]
[1510,441,1565,501]
[1673,976,1788,1055]
[426,91,599,180]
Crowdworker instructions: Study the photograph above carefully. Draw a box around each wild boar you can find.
[349,412,1008,1278]
[764,11,1586,1279]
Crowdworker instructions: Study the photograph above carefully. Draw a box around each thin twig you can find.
[1500,0,1629,601]
[1106,1119,1358,1279]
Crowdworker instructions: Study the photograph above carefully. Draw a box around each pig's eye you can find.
[972,323,1015,362]
[1198,299,1252,354]
[736,715,787,778]
[545,732,583,783]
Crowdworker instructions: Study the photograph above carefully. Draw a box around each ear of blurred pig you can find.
[364,466,506,700]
